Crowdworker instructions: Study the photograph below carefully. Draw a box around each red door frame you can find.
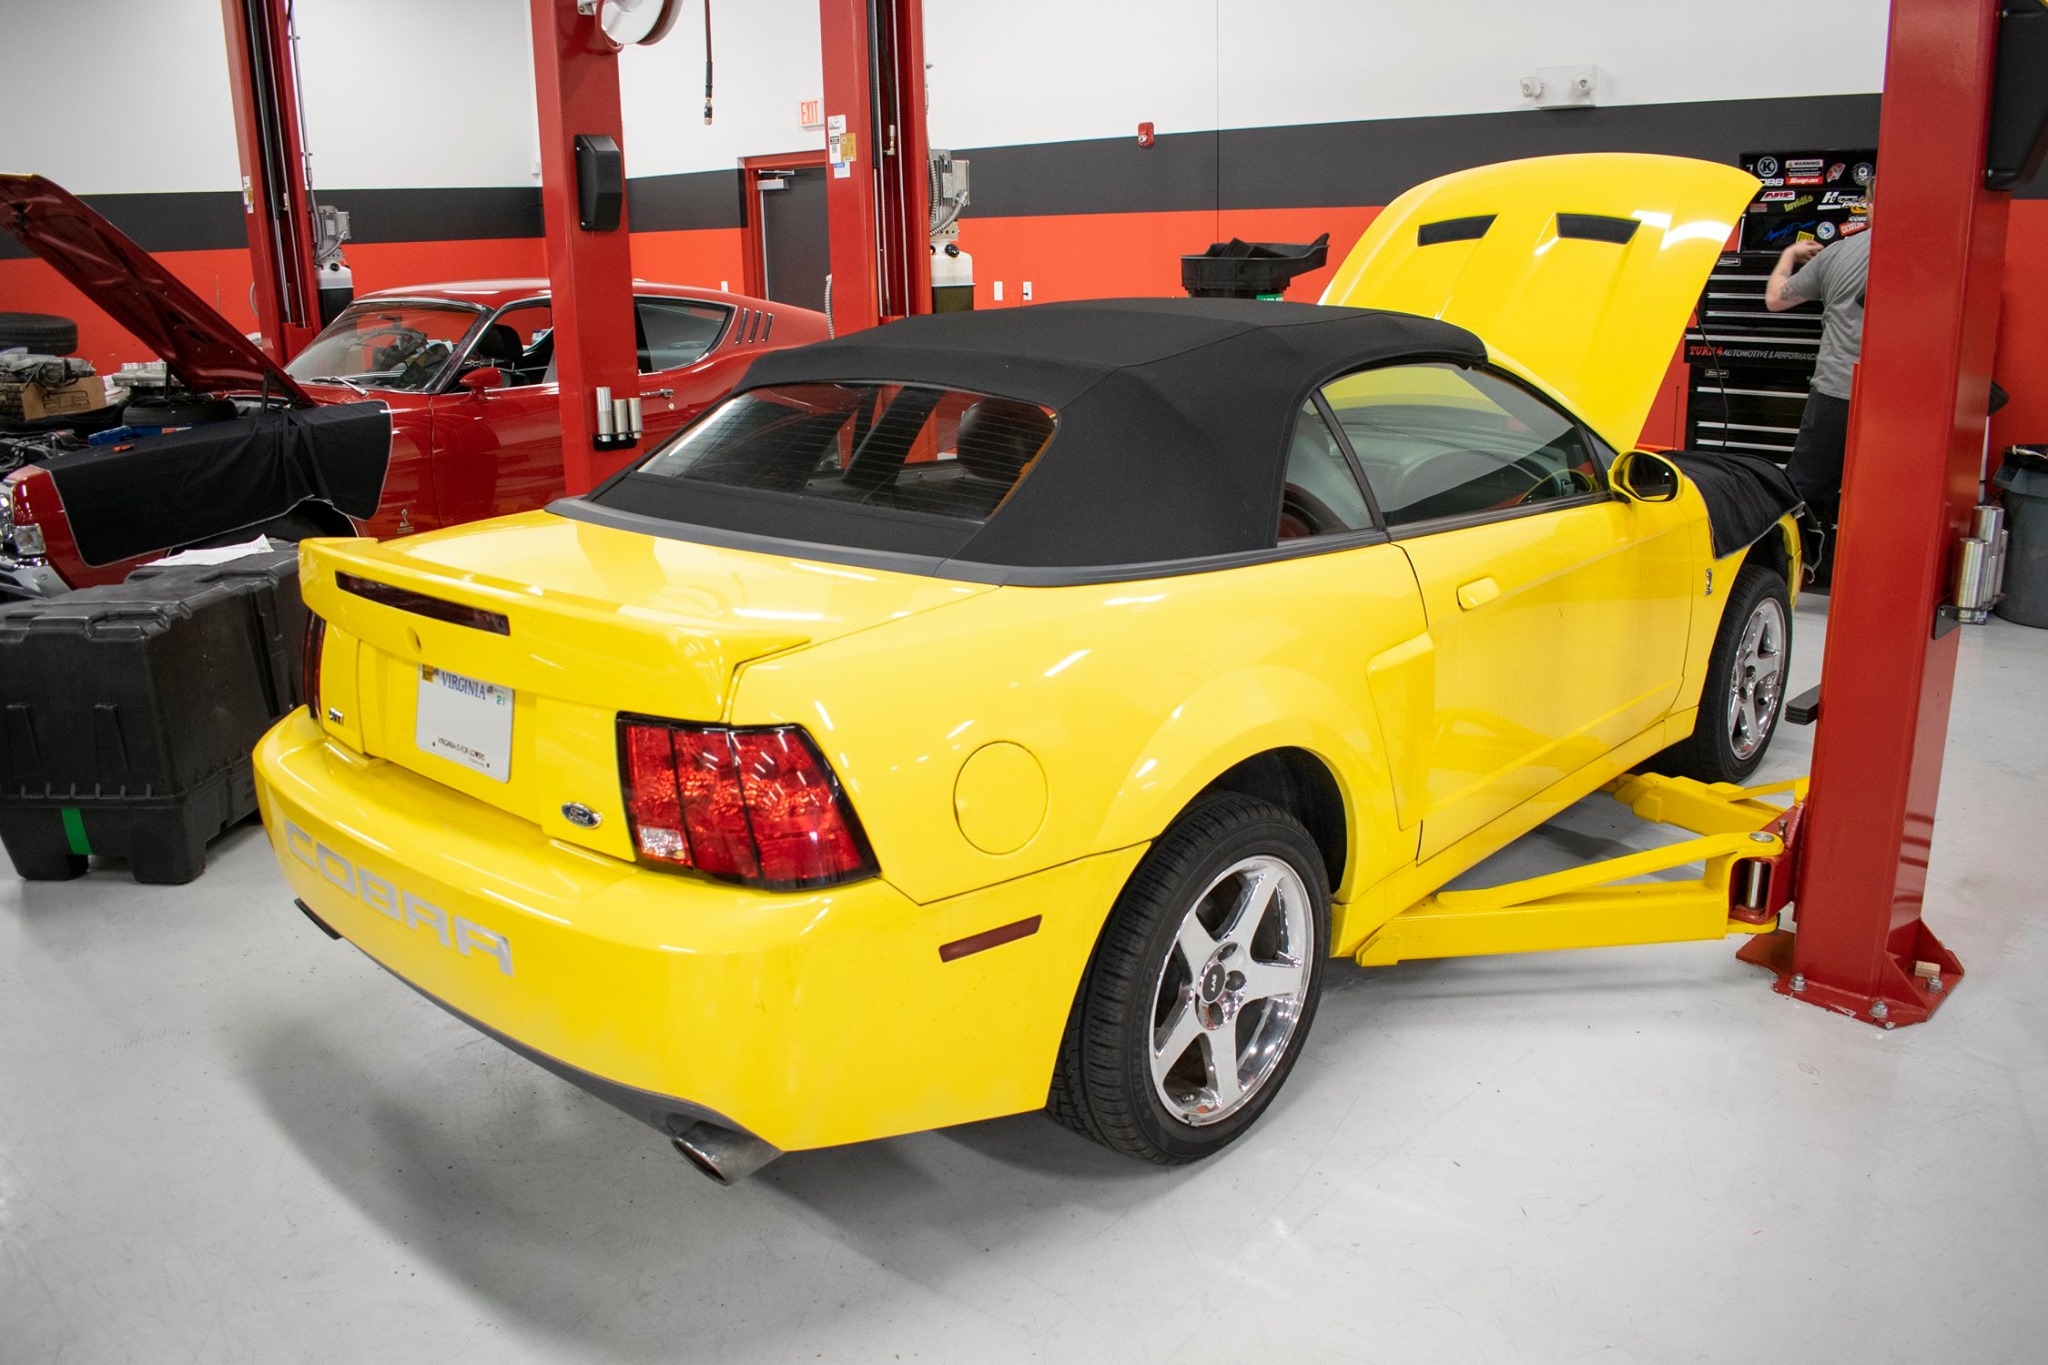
[738,148,830,302]
[1739,0,2009,1027]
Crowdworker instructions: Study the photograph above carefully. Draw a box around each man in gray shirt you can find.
[1765,217,1872,539]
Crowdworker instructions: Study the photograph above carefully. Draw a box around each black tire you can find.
[1048,794,1329,1164]
[0,312,78,355]
[1651,563,1792,784]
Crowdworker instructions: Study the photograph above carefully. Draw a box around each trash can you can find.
[1995,446,2048,628]
[1181,233,1330,300]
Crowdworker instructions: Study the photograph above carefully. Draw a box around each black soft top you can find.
[582,298,1487,579]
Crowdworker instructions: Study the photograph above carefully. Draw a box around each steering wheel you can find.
[1280,483,1347,539]
[1513,459,1600,505]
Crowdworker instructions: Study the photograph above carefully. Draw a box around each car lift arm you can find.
[1355,773,1803,967]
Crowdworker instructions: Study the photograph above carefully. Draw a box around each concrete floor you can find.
[4,593,2045,1364]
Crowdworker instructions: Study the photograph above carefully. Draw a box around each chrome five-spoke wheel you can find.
[1048,794,1329,1163]
[1149,854,1313,1125]
[1727,596,1787,761]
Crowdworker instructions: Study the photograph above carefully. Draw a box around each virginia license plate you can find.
[415,664,513,781]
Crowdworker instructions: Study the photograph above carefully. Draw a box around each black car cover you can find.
[1668,449,1802,559]
[41,401,391,566]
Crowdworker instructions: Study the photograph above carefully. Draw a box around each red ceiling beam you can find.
[1741,0,2010,1026]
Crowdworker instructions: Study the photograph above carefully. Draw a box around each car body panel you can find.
[732,540,1427,906]
[298,517,994,857]
[1394,493,1697,860]
[1320,153,1758,452]
[256,710,1147,1151]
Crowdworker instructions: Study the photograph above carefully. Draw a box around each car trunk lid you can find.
[1319,153,1758,453]
[299,511,992,859]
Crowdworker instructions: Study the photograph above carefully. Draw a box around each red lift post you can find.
[819,0,931,334]
[528,0,642,496]
[1740,0,2010,1026]
[219,0,323,363]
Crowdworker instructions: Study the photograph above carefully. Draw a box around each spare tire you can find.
[122,392,238,427]
[0,312,79,356]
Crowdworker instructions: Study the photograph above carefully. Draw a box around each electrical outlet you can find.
[1022,281,1033,301]
[993,281,1004,302]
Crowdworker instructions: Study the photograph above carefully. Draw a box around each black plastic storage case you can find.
[0,550,305,883]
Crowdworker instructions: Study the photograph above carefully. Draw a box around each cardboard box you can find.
[18,375,106,421]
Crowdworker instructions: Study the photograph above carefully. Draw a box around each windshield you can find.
[285,301,483,393]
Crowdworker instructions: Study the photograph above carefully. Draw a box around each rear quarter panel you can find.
[730,541,1429,913]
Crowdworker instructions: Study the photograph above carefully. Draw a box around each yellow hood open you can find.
[1320,153,1758,453]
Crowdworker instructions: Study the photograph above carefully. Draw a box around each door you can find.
[1319,362,1695,860]
[426,299,566,525]
[757,165,829,312]
[633,295,739,447]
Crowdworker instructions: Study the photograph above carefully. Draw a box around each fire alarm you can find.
[1137,121,1156,149]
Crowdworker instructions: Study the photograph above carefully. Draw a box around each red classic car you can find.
[0,174,827,600]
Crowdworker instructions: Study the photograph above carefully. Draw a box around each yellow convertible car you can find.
[257,153,1797,1179]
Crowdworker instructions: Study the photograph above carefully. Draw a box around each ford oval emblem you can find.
[561,802,603,829]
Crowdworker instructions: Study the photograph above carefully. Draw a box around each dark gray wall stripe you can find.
[8,92,2045,269]
[627,169,746,232]
[0,190,245,261]
[1214,93,1888,213]
[317,186,543,244]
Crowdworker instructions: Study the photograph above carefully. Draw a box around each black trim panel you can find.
[1418,215,1496,245]
[1556,213,1640,244]
[626,169,747,232]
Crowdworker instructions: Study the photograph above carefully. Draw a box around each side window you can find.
[476,301,552,387]
[1279,400,1377,539]
[636,298,730,373]
[1319,363,1602,530]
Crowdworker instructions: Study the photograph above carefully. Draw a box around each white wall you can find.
[925,0,1891,148]
[8,0,245,194]
[8,0,1891,198]
[292,0,540,189]
[618,0,825,178]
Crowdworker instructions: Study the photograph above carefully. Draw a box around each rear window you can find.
[629,383,1056,522]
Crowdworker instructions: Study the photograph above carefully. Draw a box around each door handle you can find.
[641,387,674,399]
[1456,577,1500,610]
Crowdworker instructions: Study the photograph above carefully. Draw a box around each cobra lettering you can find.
[284,819,514,975]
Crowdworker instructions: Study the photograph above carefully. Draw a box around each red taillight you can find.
[618,717,876,889]
[302,613,327,722]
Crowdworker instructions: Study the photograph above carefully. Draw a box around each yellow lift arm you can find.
[1355,772,1807,967]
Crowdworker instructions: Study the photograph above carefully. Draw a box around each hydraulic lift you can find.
[1361,0,2038,1029]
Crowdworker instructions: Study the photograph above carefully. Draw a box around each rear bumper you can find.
[255,710,1142,1152]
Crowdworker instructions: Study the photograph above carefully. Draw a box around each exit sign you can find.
[799,100,822,128]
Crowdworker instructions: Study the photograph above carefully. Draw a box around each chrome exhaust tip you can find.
[671,1121,781,1184]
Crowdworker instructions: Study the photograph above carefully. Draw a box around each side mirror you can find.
[460,366,504,397]
[1612,449,1682,503]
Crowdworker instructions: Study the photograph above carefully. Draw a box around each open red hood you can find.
[0,173,311,403]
